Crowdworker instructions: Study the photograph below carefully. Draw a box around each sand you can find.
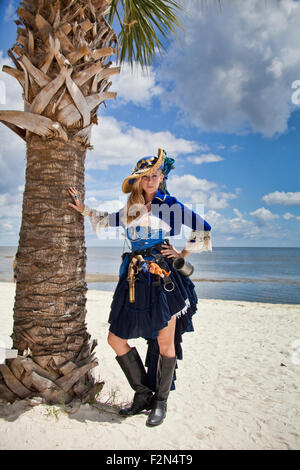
[0,281,299,450]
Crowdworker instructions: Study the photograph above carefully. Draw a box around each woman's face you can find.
[140,169,164,196]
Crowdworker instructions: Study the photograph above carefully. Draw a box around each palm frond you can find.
[107,0,183,68]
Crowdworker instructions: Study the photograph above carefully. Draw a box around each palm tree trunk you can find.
[13,135,88,358]
[0,135,101,404]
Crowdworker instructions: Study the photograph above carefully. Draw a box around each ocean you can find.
[1,246,299,305]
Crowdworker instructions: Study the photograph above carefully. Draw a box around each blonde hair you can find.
[125,170,164,225]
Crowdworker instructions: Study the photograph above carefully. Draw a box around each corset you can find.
[119,215,171,278]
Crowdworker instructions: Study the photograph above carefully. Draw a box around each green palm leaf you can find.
[107,0,183,68]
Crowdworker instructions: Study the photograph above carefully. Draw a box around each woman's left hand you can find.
[160,244,181,259]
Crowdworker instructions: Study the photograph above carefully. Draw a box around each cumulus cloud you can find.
[283,212,294,220]
[85,197,124,213]
[167,174,239,210]
[0,51,24,111]
[111,62,163,107]
[283,212,300,220]
[262,190,300,205]
[205,209,262,240]
[187,153,224,164]
[205,206,292,243]
[87,116,200,170]
[249,207,280,222]
[160,0,300,136]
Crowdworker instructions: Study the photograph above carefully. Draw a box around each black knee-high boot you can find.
[146,354,177,427]
[116,347,154,416]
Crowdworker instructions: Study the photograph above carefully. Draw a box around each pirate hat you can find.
[122,148,165,194]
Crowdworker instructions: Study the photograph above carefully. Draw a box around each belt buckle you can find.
[163,275,174,292]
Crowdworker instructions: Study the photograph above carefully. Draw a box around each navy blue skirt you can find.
[108,254,198,391]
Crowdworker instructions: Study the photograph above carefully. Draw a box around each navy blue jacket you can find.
[107,188,212,237]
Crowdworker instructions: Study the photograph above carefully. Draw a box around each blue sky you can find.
[0,0,299,247]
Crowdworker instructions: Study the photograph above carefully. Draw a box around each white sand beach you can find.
[0,281,299,450]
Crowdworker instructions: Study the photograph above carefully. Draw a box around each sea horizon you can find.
[1,246,299,305]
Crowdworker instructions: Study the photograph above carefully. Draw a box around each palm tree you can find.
[0,0,181,404]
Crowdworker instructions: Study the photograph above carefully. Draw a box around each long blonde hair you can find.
[125,172,164,225]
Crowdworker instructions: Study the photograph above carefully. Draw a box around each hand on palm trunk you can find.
[68,186,84,213]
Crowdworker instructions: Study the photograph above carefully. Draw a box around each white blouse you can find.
[82,204,212,253]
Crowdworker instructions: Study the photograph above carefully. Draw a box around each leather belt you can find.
[125,239,175,302]
[122,239,171,262]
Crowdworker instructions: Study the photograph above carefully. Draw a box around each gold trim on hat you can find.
[122,148,165,194]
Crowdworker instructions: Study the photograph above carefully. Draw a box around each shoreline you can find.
[0,273,299,285]
[0,280,299,307]
[0,279,299,306]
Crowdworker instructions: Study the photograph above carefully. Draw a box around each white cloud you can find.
[87,116,200,170]
[160,0,300,136]
[84,185,125,200]
[249,207,280,222]
[205,209,262,239]
[0,51,27,193]
[167,174,238,210]
[233,208,244,219]
[262,191,300,206]
[85,197,124,213]
[0,51,29,243]
[0,123,26,194]
[0,51,24,111]
[169,174,217,193]
[283,212,300,220]
[229,145,243,152]
[187,153,224,164]
[283,212,295,220]
[2,221,13,231]
[112,62,162,107]
[204,206,292,243]
[4,0,16,23]
[0,190,23,218]
[0,190,23,242]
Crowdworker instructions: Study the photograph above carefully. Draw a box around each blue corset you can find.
[119,227,167,278]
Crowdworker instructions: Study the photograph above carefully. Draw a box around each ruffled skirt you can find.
[108,255,198,391]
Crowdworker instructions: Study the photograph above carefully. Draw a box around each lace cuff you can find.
[82,205,91,217]
[83,205,109,235]
[184,229,212,252]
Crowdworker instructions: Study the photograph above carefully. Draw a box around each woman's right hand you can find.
[68,186,85,214]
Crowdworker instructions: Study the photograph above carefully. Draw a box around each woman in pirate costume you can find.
[68,149,212,427]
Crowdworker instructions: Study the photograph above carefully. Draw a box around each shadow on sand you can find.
[0,397,147,425]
